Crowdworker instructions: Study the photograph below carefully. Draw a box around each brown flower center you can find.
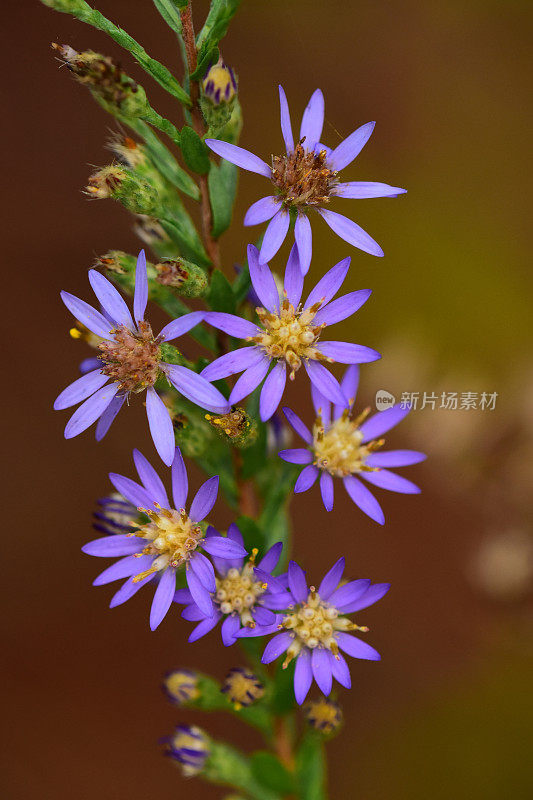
[271,141,338,207]
[312,408,384,477]
[248,298,330,379]
[98,321,161,393]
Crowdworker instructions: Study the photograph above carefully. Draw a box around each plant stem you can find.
[273,716,295,771]
[180,1,221,270]
[232,448,259,517]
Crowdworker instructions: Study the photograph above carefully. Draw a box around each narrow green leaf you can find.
[180,125,211,174]
[207,269,236,313]
[197,0,243,48]
[250,751,295,795]
[152,0,183,35]
[190,44,219,81]
[296,732,327,800]
[208,159,238,237]
[160,218,211,268]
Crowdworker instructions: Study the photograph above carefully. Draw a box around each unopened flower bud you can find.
[164,724,209,777]
[86,165,158,215]
[205,407,257,449]
[156,258,208,298]
[202,58,237,106]
[93,492,137,536]
[162,669,199,706]
[303,697,343,735]
[221,667,265,709]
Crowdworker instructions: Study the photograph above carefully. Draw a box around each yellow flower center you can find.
[280,588,368,668]
[130,506,203,582]
[98,320,161,394]
[249,298,330,379]
[215,554,266,627]
[312,408,384,477]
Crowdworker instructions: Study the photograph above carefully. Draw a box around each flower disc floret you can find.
[98,320,162,393]
[272,142,338,207]
[130,506,204,581]
[215,552,266,626]
[312,407,382,477]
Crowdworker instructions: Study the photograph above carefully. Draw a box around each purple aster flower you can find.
[54,250,229,466]
[206,85,406,273]
[201,245,380,421]
[238,558,390,704]
[175,525,285,645]
[279,365,426,523]
[92,492,136,536]
[82,447,246,630]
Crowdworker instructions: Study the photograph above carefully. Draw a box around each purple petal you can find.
[328,579,371,608]
[257,542,283,573]
[311,383,331,424]
[79,356,101,375]
[189,552,216,592]
[362,469,420,494]
[248,244,280,312]
[244,196,280,226]
[205,138,271,178]
[173,587,193,604]
[221,613,241,646]
[294,464,319,493]
[189,475,219,522]
[54,369,108,410]
[165,365,229,413]
[335,632,381,661]
[295,214,312,275]
[261,632,293,664]
[319,471,334,511]
[110,572,154,608]
[159,311,204,342]
[329,651,351,688]
[203,311,259,339]
[339,582,391,613]
[146,387,175,466]
[311,647,333,696]
[335,181,406,199]
[278,85,294,153]
[294,649,313,705]
[229,356,271,405]
[304,361,346,405]
[82,534,144,557]
[304,257,351,310]
[359,404,411,442]
[133,449,169,507]
[201,535,247,558]
[260,362,287,421]
[93,554,152,585]
[186,567,214,617]
[366,450,426,468]
[253,606,277,626]
[133,249,148,323]
[288,561,308,603]
[181,604,205,621]
[88,269,134,329]
[334,365,359,419]
[150,568,176,630]
[278,448,312,465]
[188,613,221,642]
[313,290,372,326]
[283,244,304,306]
[109,472,154,509]
[315,341,380,364]
[227,523,245,547]
[95,394,125,441]
[318,557,345,600]
[260,592,294,610]
[64,383,119,439]
[328,121,375,171]
[281,407,312,444]
[171,447,188,509]
[299,88,324,152]
[318,209,384,257]
[60,291,113,340]
[259,210,290,265]
[343,475,384,525]
[201,347,262,381]
[254,568,286,594]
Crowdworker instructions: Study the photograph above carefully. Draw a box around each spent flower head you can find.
[206,86,406,273]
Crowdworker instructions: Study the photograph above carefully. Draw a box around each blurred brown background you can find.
[3,0,533,798]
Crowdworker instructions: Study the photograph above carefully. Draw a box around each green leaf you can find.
[190,44,219,82]
[204,741,281,800]
[160,217,211,268]
[208,159,239,237]
[129,120,200,199]
[271,660,296,716]
[180,125,211,174]
[250,751,295,795]
[235,515,266,556]
[197,0,243,49]
[207,269,236,313]
[296,732,327,800]
[152,0,183,34]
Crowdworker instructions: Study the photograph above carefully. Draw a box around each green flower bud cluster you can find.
[86,165,158,215]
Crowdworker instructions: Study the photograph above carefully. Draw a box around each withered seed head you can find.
[155,259,189,288]
[271,141,338,207]
[98,321,161,394]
